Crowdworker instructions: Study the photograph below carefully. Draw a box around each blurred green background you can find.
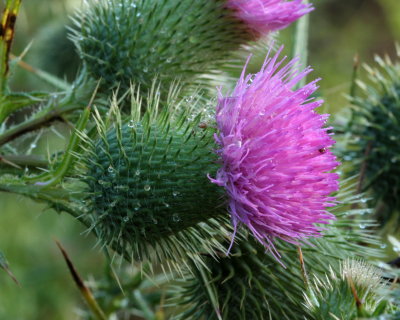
[0,0,399,319]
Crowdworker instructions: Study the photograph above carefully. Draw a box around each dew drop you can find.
[394,247,400,253]
[143,67,148,73]
[128,120,135,128]
[380,243,387,249]
[136,12,141,17]
[172,191,179,197]
[144,184,151,192]
[123,216,129,222]
[110,201,117,207]
[166,58,172,63]
[172,213,181,222]
[235,140,242,147]
[30,143,37,149]
[359,224,366,229]
[164,203,170,208]
[98,180,105,185]
[108,165,114,173]
[153,218,158,224]
[135,169,141,176]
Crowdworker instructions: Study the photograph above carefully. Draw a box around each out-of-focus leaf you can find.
[0,250,19,285]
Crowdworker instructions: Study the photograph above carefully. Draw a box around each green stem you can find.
[0,182,89,227]
[0,100,81,146]
[0,0,22,93]
[0,154,48,168]
[11,54,71,91]
[292,0,310,89]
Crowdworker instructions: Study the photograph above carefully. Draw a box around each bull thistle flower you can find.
[226,0,313,38]
[210,47,340,256]
[71,0,310,95]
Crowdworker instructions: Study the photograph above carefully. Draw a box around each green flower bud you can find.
[305,260,388,320]
[79,87,229,266]
[71,0,252,95]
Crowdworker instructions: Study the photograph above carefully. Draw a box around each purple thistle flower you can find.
[226,0,313,37]
[210,47,339,259]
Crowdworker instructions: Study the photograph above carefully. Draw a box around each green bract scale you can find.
[78,88,229,266]
[344,50,400,228]
[71,0,252,94]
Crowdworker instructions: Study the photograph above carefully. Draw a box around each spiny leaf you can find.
[56,240,107,320]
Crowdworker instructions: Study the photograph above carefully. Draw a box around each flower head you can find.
[210,47,339,257]
[226,0,313,37]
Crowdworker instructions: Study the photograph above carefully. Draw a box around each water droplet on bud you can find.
[144,185,151,191]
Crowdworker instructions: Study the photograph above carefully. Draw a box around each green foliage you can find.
[77,85,230,270]
[343,47,400,229]
[71,0,253,95]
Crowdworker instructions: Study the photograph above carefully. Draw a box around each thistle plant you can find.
[343,47,400,229]
[1,0,399,319]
